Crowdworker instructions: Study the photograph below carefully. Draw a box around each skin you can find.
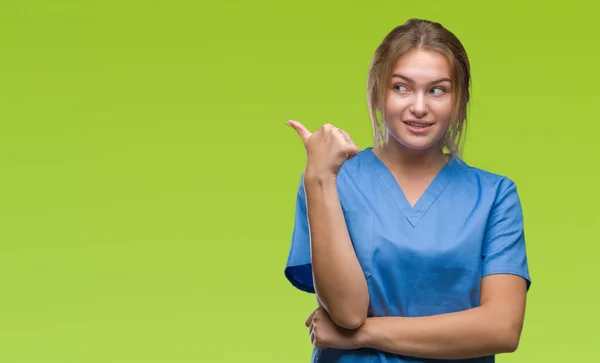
[290,49,528,358]
[286,120,369,329]
[306,274,527,359]
[376,49,455,206]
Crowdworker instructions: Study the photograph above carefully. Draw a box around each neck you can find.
[373,137,449,175]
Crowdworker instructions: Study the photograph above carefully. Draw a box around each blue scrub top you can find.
[285,148,531,363]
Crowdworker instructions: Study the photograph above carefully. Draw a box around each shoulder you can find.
[335,148,377,189]
[454,158,521,207]
[338,148,375,175]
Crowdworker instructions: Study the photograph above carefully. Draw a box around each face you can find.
[381,49,453,151]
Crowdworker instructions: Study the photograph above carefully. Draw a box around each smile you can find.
[403,121,434,128]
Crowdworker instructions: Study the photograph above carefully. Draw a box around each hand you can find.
[305,306,362,350]
[287,120,360,179]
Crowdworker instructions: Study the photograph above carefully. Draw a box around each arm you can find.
[353,180,530,358]
[355,274,527,359]
[304,173,370,329]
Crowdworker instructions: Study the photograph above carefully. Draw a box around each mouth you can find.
[403,120,435,129]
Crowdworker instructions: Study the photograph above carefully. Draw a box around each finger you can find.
[337,128,352,143]
[338,129,357,152]
[311,330,323,351]
[321,123,335,132]
[315,339,325,350]
[305,309,317,327]
[333,131,360,159]
[286,120,312,143]
[333,128,351,144]
[344,142,361,159]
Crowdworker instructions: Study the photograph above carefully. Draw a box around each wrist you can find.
[353,318,373,349]
[303,169,337,187]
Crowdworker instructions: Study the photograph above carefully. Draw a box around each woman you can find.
[284,18,531,363]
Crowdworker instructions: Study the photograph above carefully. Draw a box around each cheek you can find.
[431,100,453,122]
[383,95,409,115]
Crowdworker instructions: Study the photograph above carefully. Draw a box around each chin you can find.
[392,134,441,152]
[400,141,437,151]
[386,124,446,152]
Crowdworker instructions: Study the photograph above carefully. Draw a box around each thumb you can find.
[286,120,312,143]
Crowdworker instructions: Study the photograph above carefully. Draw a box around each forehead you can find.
[391,50,451,81]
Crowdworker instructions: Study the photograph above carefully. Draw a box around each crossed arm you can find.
[303,174,370,329]
[307,274,528,360]
[301,170,528,358]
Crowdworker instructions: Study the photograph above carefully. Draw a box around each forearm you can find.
[356,306,520,360]
[304,174,369,329]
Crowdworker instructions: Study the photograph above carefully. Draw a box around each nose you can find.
[409,93,428,118]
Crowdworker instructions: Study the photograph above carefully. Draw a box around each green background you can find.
[0,0,598,362]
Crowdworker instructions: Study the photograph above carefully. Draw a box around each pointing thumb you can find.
[286,120,312,143]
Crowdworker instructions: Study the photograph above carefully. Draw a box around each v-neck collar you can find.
[362,147,462,227]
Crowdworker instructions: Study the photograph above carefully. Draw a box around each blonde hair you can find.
[366,19,471,156]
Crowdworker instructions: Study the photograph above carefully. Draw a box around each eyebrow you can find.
[391,74,451,85]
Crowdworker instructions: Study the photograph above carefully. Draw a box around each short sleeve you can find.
[482,180,532,290]
[284,173,315,293]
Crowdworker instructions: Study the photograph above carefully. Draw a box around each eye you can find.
[430,87,446,96]
[394,84,409,93]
